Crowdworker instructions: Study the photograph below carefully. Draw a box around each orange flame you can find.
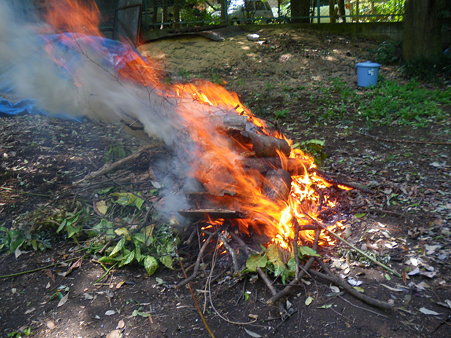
[45,0,102,36]
[42,0,347,249]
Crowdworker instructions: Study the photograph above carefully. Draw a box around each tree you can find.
[291,0,311,23]
[402,0,446,63]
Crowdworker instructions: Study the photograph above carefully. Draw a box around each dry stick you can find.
[292,217,300,280]
[307,217,401,278]
[267,229,321,305]
[360,131,451,146]
[338,295,389,318]
[178,251,216,338]
[207,247,258,326]
[177,231,217,288]
[0,256,83,279]
[257,267,278,297]
[229,232,259,254]
[73,144,158,185]
[310,259,393,311]
[217,233,239,274]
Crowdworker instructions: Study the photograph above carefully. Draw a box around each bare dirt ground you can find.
[1,26,450,337]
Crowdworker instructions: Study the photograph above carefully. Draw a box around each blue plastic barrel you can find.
[356,61,381,87]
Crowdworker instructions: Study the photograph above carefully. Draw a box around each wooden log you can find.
[209,114,249,130]
[227,129,291,158]
[263,169,292,201]
[178,209,245,219]
[242,157,307,175]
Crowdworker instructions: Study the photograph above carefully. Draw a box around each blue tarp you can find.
[0,33,143,121]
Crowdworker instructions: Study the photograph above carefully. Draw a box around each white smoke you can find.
[0,1,206,221]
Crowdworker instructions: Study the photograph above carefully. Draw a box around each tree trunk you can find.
[329,0,336,23]
[173,0,181,28]
[221,0,227,24]
[338,0,346,22]
[291,0,310,23]
[403,0,446,63]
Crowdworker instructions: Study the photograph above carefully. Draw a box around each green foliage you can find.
[177,69,192,81]
[373,40,399,64]
[56,209,86,239]
[361,80,450,127]
[245,243,320,284]
[293,139,327,166]
[111,192,145,210]
[7,327,33,337]
[104,144,127,163]
[98,223,178,275]
[273,108,289,119]
[0,226,51,254]
[1,186,179,277]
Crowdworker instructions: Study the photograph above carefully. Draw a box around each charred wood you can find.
[178,208,246,219]
[263,169,292,201]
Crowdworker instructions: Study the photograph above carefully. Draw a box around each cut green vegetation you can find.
[0,188,179,277]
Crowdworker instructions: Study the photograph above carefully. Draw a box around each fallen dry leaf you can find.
[46,320,56,330]
[106,329,122,338]
[95,200,108,215]
[57,293,69,307]
[116,319,125,329]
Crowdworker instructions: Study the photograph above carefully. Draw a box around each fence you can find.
[140,0,405,29]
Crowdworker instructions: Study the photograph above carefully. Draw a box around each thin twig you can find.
[257,267,277,296]
[267,229,321,304]
[73,144,159,185]
[0,256,83,279]
[208,247,258,326]
[94,263,118,285]
[178,250,216,338]
[306,216,401,277]
[310,259,393,311]
[218,232,239,274]
[177,231,217,287]
[338,295,388,318]
[360,131,451,146]
[292,217,300,280]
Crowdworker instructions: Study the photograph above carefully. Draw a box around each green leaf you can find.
[98,256,118,264]
[273,262,287,279]
[97,186,114,195]
[132,309,150,318]
[159,255,174,269]
[132,232,146,244]
[119,250,135,267]
[355,213,366,218]
[66,224,80,238]
[56,220,67,233]
[89,219,115,238]
[300,139,325,146]
[298,246,320,257]
[246,254,268,272]
[143,256,158,276]
[111,192,144,210]
[305,296,314,306]
[109,238,125,257]
[266,244,283,264]
[134,246,143,263]
[287,258,297,272]
[318,304,333,309]
[353,286,365,293]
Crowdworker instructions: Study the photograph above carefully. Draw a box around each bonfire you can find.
[0,0,396,317]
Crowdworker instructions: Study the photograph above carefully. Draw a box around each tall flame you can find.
[41,0,346,248]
